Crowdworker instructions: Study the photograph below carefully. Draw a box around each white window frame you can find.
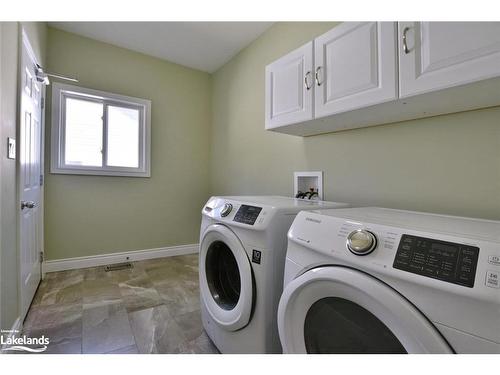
[51,82,151,177]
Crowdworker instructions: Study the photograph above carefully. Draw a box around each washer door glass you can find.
[205,240,241,310]
[199,224,254,331]
[277,266,453,353]
[304,297,406,353]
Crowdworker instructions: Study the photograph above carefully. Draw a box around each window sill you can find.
[50,167,151,178]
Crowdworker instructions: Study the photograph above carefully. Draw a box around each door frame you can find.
[16,28,46,323]
[0,22,3,331]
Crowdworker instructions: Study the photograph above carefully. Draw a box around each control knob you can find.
[220,203,233,217]
[346,229,377,256]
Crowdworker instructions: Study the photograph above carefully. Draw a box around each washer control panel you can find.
[233,205,262,225]
[393,234,479,288]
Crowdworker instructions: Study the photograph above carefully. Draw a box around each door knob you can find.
[21,201,37,210]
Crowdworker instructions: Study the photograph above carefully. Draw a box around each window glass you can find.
[304,297,406,354]
[64,97,103,167]
[107,105,140,168]
[52,84,150,177]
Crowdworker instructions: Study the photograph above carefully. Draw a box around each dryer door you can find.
[199,224,254,331]
[278,266,453,353]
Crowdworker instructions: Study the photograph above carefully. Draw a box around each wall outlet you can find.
[7,138,16,159]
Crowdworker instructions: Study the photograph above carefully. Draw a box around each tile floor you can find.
[22,254,219,354]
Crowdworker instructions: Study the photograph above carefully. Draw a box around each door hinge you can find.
[40,174,44,186]
[39,251,44,263]
[41,97,45,109]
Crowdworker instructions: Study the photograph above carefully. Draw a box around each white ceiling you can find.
[48,22,273,73]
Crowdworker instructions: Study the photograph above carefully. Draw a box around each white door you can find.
[314,22,397,118]
[277,266,453,353]
[265,41,314,129]
[199,224,254,331]
[399,22,500,97]
[19,33,43,320]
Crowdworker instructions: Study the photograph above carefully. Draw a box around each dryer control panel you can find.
[393,234,479,288]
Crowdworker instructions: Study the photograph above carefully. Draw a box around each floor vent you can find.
[104,262,133,272]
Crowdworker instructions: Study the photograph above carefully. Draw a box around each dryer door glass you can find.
[205,240,241,310]
[304,297,406,353]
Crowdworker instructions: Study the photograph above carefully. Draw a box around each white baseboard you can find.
[43,243,199,273]
[1,316,22,353]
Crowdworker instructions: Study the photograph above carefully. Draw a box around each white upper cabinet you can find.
[399,22,500,97]
[265,22,500,136]
[265,42,314,129]
[314,22,397,117]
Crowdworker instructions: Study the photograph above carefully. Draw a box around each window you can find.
[51,83,151,177]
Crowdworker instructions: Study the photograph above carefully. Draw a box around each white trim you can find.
[0,22,3,333]
[40,84,46,279]
[21,29,38,68]
[42,243,199,274]
[0,317,22,354]
[50,82,152,178]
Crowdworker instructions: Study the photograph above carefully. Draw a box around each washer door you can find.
[200,224,253,331]
[278,266,453,353]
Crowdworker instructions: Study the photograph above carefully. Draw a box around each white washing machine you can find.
[198,196,350,353]
[278,207,500,353]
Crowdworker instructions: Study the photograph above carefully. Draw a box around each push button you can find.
[488,255,500,266]
[485,270,499,288]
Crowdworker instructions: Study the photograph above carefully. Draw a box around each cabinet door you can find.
[265,42,314,129]
[399,22,500,97]
[314,22,397,118]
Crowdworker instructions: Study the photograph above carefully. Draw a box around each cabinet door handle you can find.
[315,66,323,86]
[304,71,312,90]
[402,26,411,54]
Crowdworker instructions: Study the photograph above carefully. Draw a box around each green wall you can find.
[1,22,47,332]
[43,21,500,264]
[211,22,500,220]
[44,28,212,260]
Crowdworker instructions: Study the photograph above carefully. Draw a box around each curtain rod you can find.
[35,64,79,85]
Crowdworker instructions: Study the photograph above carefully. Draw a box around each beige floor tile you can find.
[172,310,204,342]
[118,274,163,313]
[82,279,122,307]
[82,302,136,354]
[22,254,214,355]
[24,303,82,332]
[128,304,187,354]
[155,282,200,316]
[83,266,109,281]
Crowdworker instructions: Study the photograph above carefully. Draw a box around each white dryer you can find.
[278,207,500,353]
[199,196,350,353]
